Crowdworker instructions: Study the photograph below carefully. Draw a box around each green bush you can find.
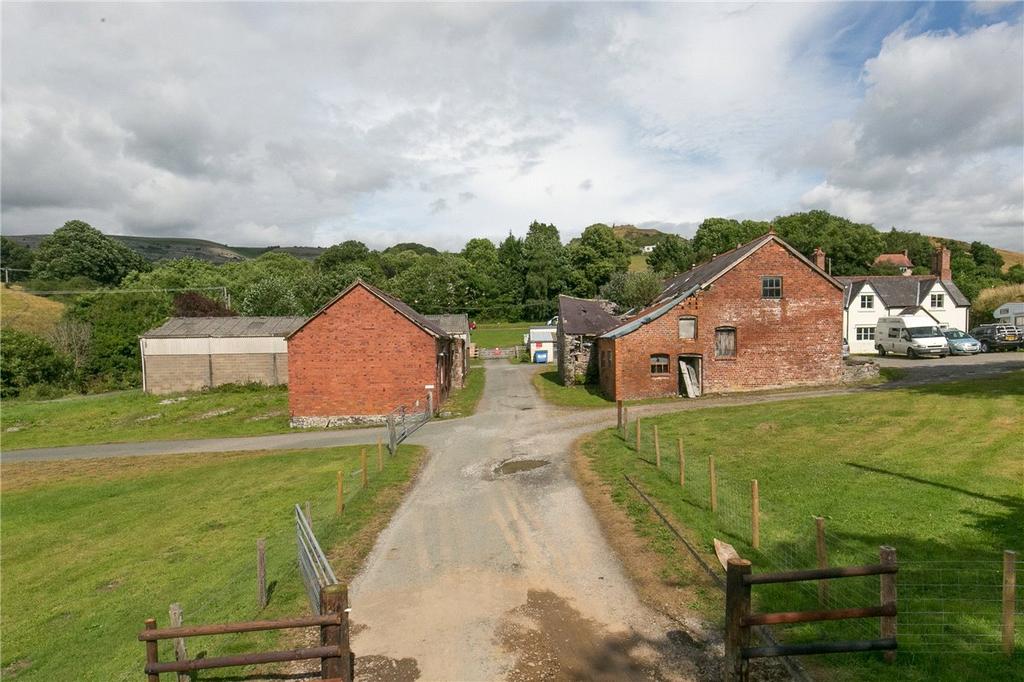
[0,329,73,398]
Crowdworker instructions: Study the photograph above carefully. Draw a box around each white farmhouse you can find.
[835,246,970,354]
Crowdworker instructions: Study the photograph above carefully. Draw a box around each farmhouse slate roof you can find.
[557,295,620,336]
[424,313,470,336]
[836,276,970,309]
[601,233,841,339]
[143,316,307,338]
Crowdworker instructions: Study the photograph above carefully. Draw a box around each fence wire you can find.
[622,417,1020,658]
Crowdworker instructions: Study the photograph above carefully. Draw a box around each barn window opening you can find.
[715,328,737,357]
[650,354,670,374]
[678,316,697,339]
[761,276,782,299]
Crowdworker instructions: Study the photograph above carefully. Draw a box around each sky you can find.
[2,2,1023,251]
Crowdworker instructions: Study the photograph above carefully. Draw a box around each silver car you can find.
[943,329,981,355]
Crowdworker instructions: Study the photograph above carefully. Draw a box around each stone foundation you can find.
[290,414,388,429]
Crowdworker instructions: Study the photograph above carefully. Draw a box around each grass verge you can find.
[531,370,686,409]
[439,360,486,419]
[0,443,426,681]
[577,371,1023,681]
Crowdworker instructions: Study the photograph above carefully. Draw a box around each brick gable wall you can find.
[288,285,442,417]
[600,241,843,400]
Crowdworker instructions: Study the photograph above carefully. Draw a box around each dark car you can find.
[968,324,1021,352]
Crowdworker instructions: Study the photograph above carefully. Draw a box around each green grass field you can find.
[579,371,1023,681]
[471,322,541,349]
[0,444,425,681]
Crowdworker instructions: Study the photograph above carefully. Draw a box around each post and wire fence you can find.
[619,411,1022,668]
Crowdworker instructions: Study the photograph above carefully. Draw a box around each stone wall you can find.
[558,333,598,386]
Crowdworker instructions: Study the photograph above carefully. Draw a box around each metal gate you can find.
[295,504,337,613]
[386,392,433,454]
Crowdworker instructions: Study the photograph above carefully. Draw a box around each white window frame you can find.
[930,293,944,309]
[855,326,875,341]
[860,294,874,310]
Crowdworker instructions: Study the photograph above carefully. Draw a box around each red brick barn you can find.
[596,232,844,400]
[287,280,459,426]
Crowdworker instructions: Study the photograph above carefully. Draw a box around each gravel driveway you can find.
[348,361,706,681]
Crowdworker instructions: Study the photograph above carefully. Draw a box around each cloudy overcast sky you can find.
[2,2,1022,250]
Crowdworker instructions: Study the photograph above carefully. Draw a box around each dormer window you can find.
[860,294,874,310]
[930,293,944,308]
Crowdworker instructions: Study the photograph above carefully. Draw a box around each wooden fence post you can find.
[1004,549,1017,656]
[144,618,160,682]
[336,470,345,516]
[751,480,760,550]
[724,558,752,682]
[616,400,623,430]
[678,438,685,487]
[654,425,661,468]
[815,517,829,606]
[377,437,384,472]
[387,415,397,454]
[168,603,189,682]
[256,538,267,609]
[360,449,368,488]
[635,417,642,452]
[709,456,718,512]
[305,500,312,529]
[880,545,897,662]
[320,584,352,682]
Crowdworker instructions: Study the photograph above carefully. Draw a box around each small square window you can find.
[650,354,670,374]
[860,294,874,309]
[856,326,875,341]
[678,316,697,339]
[762,276,782,299]
[930,293,944,308]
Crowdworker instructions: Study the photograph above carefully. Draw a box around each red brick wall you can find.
[605,241,844,400]
[288,285,442,417]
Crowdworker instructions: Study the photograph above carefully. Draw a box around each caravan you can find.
[875,317,949,358]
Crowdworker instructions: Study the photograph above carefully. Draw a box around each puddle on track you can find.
[494,459,549,475]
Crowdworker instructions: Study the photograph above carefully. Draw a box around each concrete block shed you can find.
[140,316,305,394]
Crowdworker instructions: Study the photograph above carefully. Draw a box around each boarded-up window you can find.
[650,354,670,374]
[678,316,697,339]
[715,328,736,357]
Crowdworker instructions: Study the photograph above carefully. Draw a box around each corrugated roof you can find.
[557,295,620,336]
[143,316,306,338]
[529,328,556,343]
[424,313,470,336]
[836,276,970,309]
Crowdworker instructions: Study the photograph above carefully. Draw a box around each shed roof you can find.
[557,295,620,336]
[286,279,449,340]
[424,313,470,336]
[529,328,556,343]
[142,316,306,339]
[836,276,970,309]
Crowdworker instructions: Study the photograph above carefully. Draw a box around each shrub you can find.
[0,329,73,397]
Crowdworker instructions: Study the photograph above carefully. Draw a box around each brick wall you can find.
[604,240,844,400]
[144,352,288,394]
[288,284,444,418]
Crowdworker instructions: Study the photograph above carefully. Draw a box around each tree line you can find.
[2,213,1021,397]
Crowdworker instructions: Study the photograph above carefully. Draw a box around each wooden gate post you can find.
[336,470,345,515]
[320,584,352,682]
[724,558,752,682]
[654,425,661,468]
[678,438,685,487]
[256,538,267,609]
[616,400,623,430]
[1004,549,1017,656]
[387,415,397,454]
[144,618,160,682]
[168,603,189,682]
[377,437,384,472]
[751,480,760,550]
[360,449,368,488]
[815,517,829,606]
[880,545,897,662]
[709,456,718,513]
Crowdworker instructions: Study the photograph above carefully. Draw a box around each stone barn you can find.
[287,280,460,426]
[140,316,304,394]
[425,313,470,388]
[596,232,844,400]
[556,295,619,386]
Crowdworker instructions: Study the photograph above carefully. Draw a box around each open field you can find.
[578,371,1023,681]
[0,443,425,681]
[471,321,539,348]
[628,253,650,272]
[0,288,65,337]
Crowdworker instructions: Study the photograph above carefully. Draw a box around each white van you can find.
[875,317,949,358]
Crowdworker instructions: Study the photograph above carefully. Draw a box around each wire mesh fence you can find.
[148,436,404,667]
[622,416,1021,659]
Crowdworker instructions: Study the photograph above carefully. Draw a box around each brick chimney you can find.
[813,247,826,271]
[932,245,952,280]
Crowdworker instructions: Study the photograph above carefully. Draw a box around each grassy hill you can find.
[611,224,667,248]
[6,235,327,264]
[0,288,64,337]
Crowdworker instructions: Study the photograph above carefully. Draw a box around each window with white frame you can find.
[856,326,875,341]
[930,293,944,308]
[678,316,697,339]
[860,294,874,309]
